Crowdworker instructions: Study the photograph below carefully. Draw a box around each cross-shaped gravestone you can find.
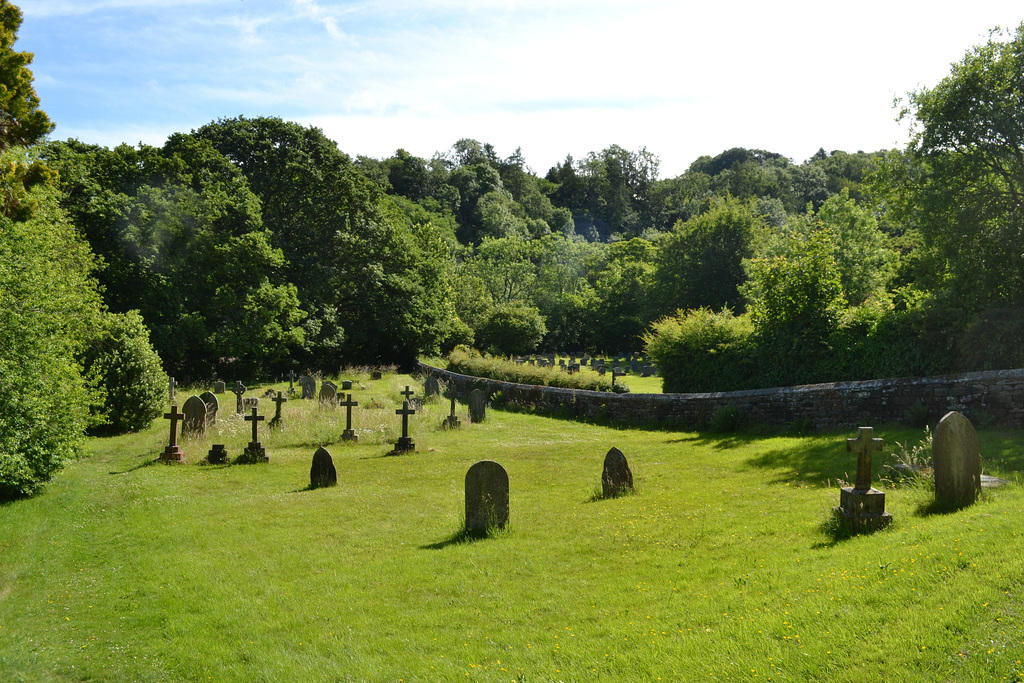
[168,376,177,403]
[160,405,185,463]
[339,393,359,442]
[392,400,416,453]
[400,385,415,401]
[245,406,265,444]
[288,370,296,392]
[443,394,461,429]
[611,368,627,390]
[847,426,884,492]
[232,381,247,413]
[269,391,287,428]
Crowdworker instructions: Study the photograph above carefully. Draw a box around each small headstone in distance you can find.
[213,381,226,394]
[443,394,461,430]
[320,382,337,404]
[341,379,353,391]
[181,395,207,437]
[602,447,634,498]
[199,391,218,427]
[468,389,486,423]
[310,446,337,489]
[160,405,186,464]
[371,370,382,380]
[207,444,228,464]
[243,397,260,412]
[424,375,440,398]
[465,460,509,534]
[263,388,276,398]
[934,411,982,507]
[299,375,316,399]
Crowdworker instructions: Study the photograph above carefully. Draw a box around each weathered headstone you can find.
[269,391,287,429]
[160,405,186,463]
[263,388,276,399]
[468,389,486,423]
[213,380,225,394]
[391,400,416,454]
[309,446,337,489]
[242,397,259,413]
[319,381,337,404]
[602,447,634,498]
[199,391,218,427]
[443,394,461,430]
[371,370,382,380]
[232,381,247,413]
[465,460,509,533]
[240,407,268,463]
[299,375,316,399]
[934,411,982,507]
[341,379,353,391]
[181,395,208,437]
[339,393,359,442]
[836,426,891,532]
[424,376,440,398]
[207,444,228,464]
[168,376,177,403]
[288,370,296,394]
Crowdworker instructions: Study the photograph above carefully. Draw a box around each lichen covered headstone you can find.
[602,447,634,498]
[468,389,486,423]
[465,460,509,533]
[933,411,981,507]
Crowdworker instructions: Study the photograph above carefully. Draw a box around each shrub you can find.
[643,308,754,393]
[444,347,617,392]
[475,302,547,356]
[83,310,167,434]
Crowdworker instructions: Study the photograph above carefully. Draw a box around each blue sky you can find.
[17,0,1024,177]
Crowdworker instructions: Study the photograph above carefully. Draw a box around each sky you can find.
[16,0,1024,178]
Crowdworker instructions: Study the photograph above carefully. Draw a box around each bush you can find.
[445,347,618,393]
[475,302,547,356]
[83,310,167,434]
[643,308,754,393]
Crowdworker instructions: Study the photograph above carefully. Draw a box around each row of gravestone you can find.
[309,446,636,534]
[836,411,988,533]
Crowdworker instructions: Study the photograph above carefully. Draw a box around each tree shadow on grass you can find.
[739,434,868,487]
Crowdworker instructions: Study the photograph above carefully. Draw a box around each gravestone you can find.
[468,389,486,423]
[339,393,358,442]
[199,391,218,427]
[836,426,891,532]
[299,375,316,399]
[269,391,287,429]
[933,411,982,507]
[263,388,276,399]
[641,365,654,377]
[611,368,627,390]
[160,405,185,463]
[288,370,296,394]
[371,370,382,380]
[319,381,337,404]
[232,381,247,413]
[465,460,509,533]
[341,379,353,391]
[631,359,639,372]
[242,397,259,412]
[424,375,440,398]
[309,446,337,489]
[391,400,416,454]
[181,395,208,437]
[442,394,461,430]
[598,366,606,376]
[400,385,415,402]
[168,376,177,403]
[213,380,226,394]
[207,444,228,464]
[239,407,268,463]
[602,447,634,498]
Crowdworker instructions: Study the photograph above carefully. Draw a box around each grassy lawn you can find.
[1,371,1022,682]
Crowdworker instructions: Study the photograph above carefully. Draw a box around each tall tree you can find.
[0,1,52,151]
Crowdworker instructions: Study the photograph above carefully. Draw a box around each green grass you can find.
[1,373,1023,682]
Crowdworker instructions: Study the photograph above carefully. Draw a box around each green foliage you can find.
[475,302,547,356]
[0,153,103,499]
[0,3,52,152]
[83,310,166,434]
[643,307,754,392]
[445,347,614,392]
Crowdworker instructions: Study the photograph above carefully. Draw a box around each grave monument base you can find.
[239,442,269,464]
[159,445,185,464]
[837,487,892,532]
[442,415,461,430]
[341,429,358,442]
[391,436,415,454]
[207,444,228,464]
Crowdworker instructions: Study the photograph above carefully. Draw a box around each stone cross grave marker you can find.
[269,391,287,429]
[468,388,486,423]
[232,381,247,414]
[465,460,509,534]
[602,447,634,498]
[424,375,440,398]
[181,395,208,437]
[199,391,218,427]
[168,376,177,403]
[319,380,337,404]
[837,426,891,531]
[299,375,316,399]
[241,407,268,463]
[214,380,226,394]
[392,400,416,454]
[310,446,337,489]
[339,393,358,442]
[400,385,416,402]
[443,394,461,430]
[288,370,296,393]
[934,411,982,507]
[611,368,627,390]
[160,405,186,463]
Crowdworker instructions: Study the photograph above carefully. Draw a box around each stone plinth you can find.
[207,444,228,464]
[341,429,358,442]
[160,445,185,464]
[392,436,415,454]
[239,442,269,464]
[837,487,892,532]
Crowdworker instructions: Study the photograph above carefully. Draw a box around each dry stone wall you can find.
[419,363,1024,430]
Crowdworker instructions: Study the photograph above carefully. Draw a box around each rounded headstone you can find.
[310,446,338,489]
[934,411,981,507]
[602,447,634,498]
[465,460,509,533]
[424,375,440,398]
[199,391,219,426]
[181,395,207,436]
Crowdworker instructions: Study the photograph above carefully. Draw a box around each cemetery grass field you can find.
[1,373,1023,682]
